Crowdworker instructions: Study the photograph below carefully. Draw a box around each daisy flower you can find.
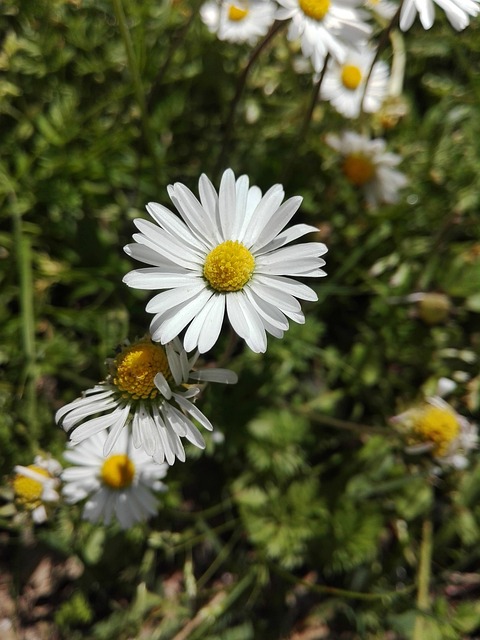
[200,0,277,44]
[320,46,390,119]
[13,455,62,523]
[62,429,168,529]
[275,0,372,71]
[123,169,328,354]
[391,396,478,470]
[364,0,398,20]
[325,130,408,208]
[399,0,480,30]
[55,336,238,465]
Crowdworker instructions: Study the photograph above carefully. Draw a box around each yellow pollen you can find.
[228,3,249,20]
[412,406,460,456]
[13,465,50,508]
[341,64,363,90]
[204,240,255,292]
[113,340,172,400]
[101,454,135,490]
[342,153,375,186]
[299,0,330,20]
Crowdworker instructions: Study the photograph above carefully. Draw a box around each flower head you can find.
[364,0,398,20]
[399,0,479,31]
[200,0,277,44]
[55,336,238,465]
[13,455,62,523]
[325,130,408,208]
[123,169,328,354]
[61,429,168,529]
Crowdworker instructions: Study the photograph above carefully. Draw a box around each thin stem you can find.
[296,405,390,437]
[413,517,433,640]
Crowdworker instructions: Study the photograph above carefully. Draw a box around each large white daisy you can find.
[399,0,479,30]
[275,0,372,71]
[62,429,168,529]
[325,131,408,208]
[200,0,277,44]
[123,169,328,354]
[320,46,389,118]
[55,336,237,465]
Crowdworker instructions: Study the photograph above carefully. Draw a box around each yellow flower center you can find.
[299,0,330,20]
[342,153,375,186]
[13,465,50,508]
[412,406,460,456]
[113,340,172,400]
[228,3,249,20]
[203,240,255,292]
[101,454,135,490]
[341,64,363,90]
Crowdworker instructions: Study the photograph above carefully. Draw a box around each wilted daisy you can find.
[200,0,277,44]
[391,396,478,470]
[399,0,479,30]
[62,429,168,529]
[325,131,408,208]
[320,46,389,119]
[275,0,372,71]
[123,169,328,354]
[55,336,237,465]
[13,455,62,523]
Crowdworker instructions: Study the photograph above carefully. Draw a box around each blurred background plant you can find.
[1,0,480,638]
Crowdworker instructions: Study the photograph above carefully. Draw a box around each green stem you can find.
[413,517,433,640]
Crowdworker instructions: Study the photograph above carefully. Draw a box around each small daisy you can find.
[62,429,168,529]
[364,0,398,20]
[320,46,389,119]
[123,169,328,354]
[13,455,62,523]
[325,130,408,208]
[275,0,372,71]
[200,1,277,45]
[55,336,238,465]
[391,396,478,470]
[399,0,480,30]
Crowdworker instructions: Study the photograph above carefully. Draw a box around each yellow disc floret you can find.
[341,64,363,90]
[299,0,330,20]
[204,240,255,292]
[13,465,50,508]
[412,405,460,456]
[113,340,172,400]
[342,153,375,186]
[228,3,249,20]
[101,454,135,490]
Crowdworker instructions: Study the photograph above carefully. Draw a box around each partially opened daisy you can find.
[320,46,390,119]
[399,0,479,30]
[55,336,237,465]
[200,0,277,44]
[275,0,372,71]
[325,131,408,208]
[62,429,168,529]
[123,169,328,354]
[13,455,62,524]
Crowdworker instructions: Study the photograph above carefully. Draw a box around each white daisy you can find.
[399,0,480,30]
[391,396,478,470]
[275,0,372,71]
[123,169,328,354]
[55,336,238,465]
[61,429,168,529]
[364,0,398,20]
[200,1,277,44]
[320,46,389,118]
[325,131,408,208]
[13,455,62,523]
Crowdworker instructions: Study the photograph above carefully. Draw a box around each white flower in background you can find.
[200,1,277,44]
[56,336,237,465]
[62,429,168,529]
[13,455,62,523]
[399,0,480,30]
[391,396,478,470]
[275,0,372,71]
[320,46,389,118]
[364,0,398,20]
[325,131,408,208]
[123,169,328,354]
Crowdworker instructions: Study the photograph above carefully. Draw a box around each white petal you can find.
[189,368,238,384]
[250,196,303,253]
[218,168,237,240]
[184,293,226,354]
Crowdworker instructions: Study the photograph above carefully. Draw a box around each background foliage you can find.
[1,0,480,638]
